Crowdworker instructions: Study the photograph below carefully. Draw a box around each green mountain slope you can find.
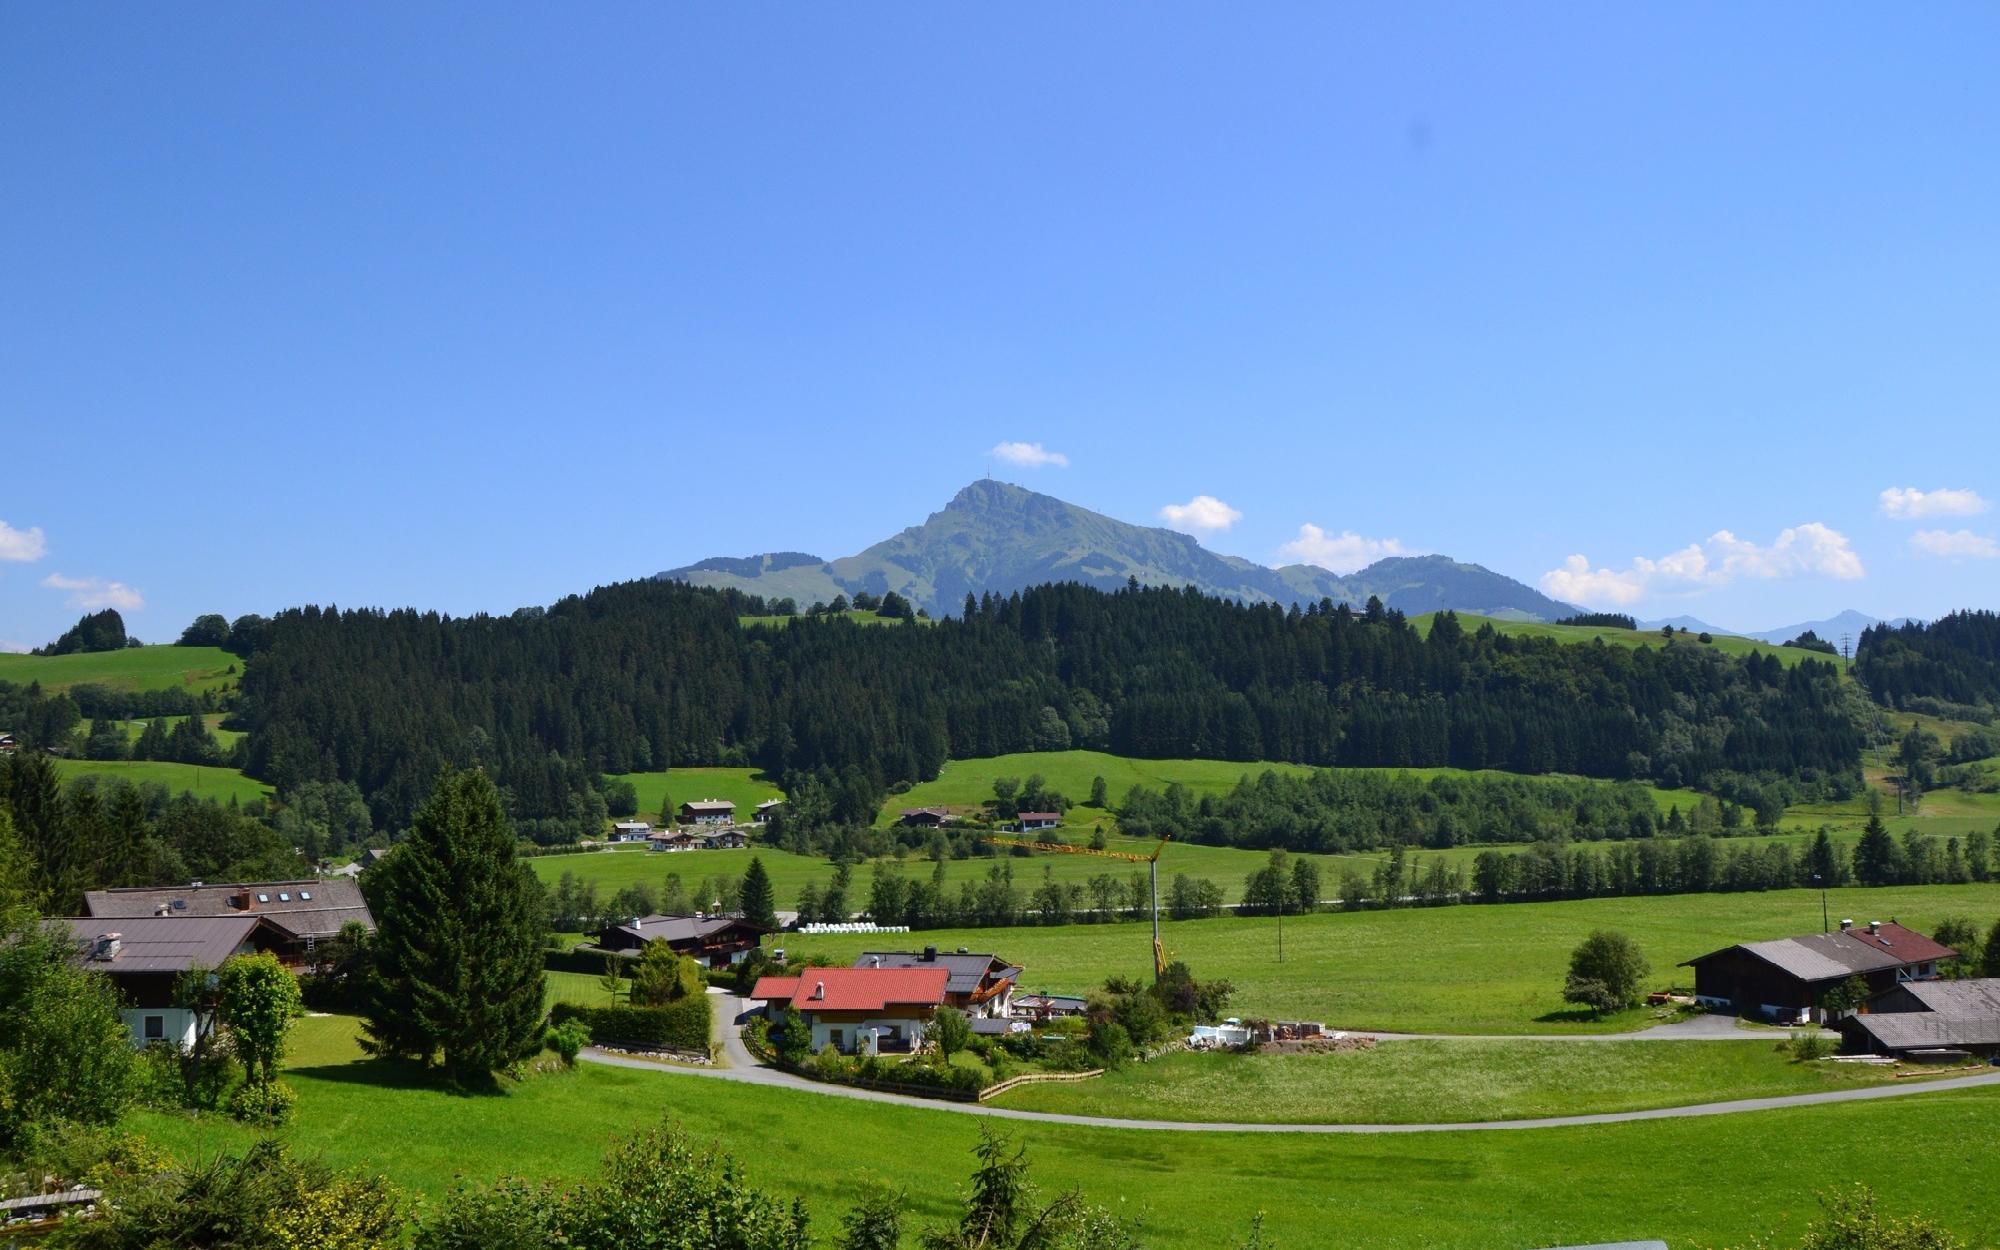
[662,480,1578,620]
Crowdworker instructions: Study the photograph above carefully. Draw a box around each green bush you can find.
[545,1018,591,1066]
[227,1078,297,1127]
[1787,1030,1836,1062]
[548,998,710,1053]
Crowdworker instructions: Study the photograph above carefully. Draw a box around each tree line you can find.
[1856,610,2000,718]
[231,578,1864,836]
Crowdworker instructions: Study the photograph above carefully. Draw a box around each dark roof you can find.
[1850,1012,2000,1052]
[83,879,373,942]
[1887,979,2000,1015]
[854,950,1022,996]
[1016,992,1088,1010]
[607,914,769,946]
[1682,923,1954,984]
[59,914,283,973]
[1017,812,1061,822]
[898,806,951,820]
[681,799,735,812]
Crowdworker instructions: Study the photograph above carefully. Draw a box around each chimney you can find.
[812,980,825,1001]
[235,889,255,911]
[91,933,122,962]
[1840,918,1853,930]
[869,955,881,968]
[923,945,938,961]
[155,903,172,917]
[1868,921,1881,935]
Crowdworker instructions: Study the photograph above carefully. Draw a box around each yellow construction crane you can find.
[983,833,1171,978]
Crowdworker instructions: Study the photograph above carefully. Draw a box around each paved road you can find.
[574,990,2000,1134]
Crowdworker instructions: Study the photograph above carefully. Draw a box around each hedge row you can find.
[545,944,636,975]
[549,997,710,1052]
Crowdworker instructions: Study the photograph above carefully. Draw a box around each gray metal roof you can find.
[1852,1012,2000,1051]
[612,914,768,945]
[1734,933,1903,983]
[681,799,735,811]
[83,879,373,942]
[854,950,1022,995]
[59,914,276,973]
[1894,979,2000,1014]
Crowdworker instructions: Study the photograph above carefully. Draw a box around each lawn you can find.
[51,757,272,805]
[126,1014,2000,1248]
[111,712,247,751]
[601,766,785,826]
[989,1038,1918,1124]
[780,882,2000,1032]
[0,644,239,694]
[1412,612,1848,670]
[1783,770,2000,841]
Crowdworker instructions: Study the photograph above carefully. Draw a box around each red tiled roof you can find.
[1837,921,1957,965]
[749,967,951,1012]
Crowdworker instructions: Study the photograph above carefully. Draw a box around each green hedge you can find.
[545,943,636,975]
[549,996,710,1052]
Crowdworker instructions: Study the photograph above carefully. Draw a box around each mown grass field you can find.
[128,1014,2000,1248]
[0,644,239,693]
[783,883,2000,1032]
[1783,770,2000,841]
[601,766,785,826]
[1412,612,1847,669]
[112,712,246,750]
[991,1038,1919,1124]
[51,757,272,804]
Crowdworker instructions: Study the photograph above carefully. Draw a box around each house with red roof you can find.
[749,965,951,1054]
[1681,919,1956,1025]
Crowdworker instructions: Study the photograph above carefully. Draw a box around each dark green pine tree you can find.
[1852,813,1899,887]
[740,855,778,929]
[361,767,546,1084]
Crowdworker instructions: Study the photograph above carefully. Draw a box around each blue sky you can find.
[4,6,1999,648]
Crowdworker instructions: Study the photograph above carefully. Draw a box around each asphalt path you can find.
[573,990,2000,1134]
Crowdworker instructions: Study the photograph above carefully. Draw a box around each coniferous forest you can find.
[231,579,1864,833]
[1855,610,2000,717]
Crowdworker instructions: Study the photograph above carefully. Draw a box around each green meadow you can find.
[785,882,2000,1032]
[738,609,933,629]
[127,1013,2000,1248]
[601,766,785,826]
[0,643,239,694]
[51,757,272,805]
[1413,612,1847,669]
[990,1037,1920,1124]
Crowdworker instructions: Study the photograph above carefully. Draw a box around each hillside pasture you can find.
[126,1012,2000,1248]
[601,766,784,826]
[781,882,2000,1032]
[1413,612,1847,670]
[0,644,239,694]
[51,757,271,805]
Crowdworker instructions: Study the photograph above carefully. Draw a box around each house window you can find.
[828,1029,844,1050]
[143,1015,165,1041]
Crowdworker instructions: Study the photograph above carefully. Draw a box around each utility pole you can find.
[1840,632,1852,662]
[1813,873,1828,933]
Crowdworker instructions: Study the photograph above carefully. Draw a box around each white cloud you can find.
[0,520,48,563]
[1277,524,1409,574]
[1880,486,1990,520]
[1910,529,2000,560]
[990,441,1069,469]
[41,573,145,611]
[1540,523,1865,608]
[1158,495,1243,535]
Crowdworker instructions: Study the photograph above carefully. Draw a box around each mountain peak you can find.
[661,484,1575,621]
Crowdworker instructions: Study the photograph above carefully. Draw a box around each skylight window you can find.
[278,892,291,902]
[300,891,312,900]
[257,893,270,903]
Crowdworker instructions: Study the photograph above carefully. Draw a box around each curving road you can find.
[574,990,2000,1134]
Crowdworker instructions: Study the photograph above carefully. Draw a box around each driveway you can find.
[573,989,2000,1134]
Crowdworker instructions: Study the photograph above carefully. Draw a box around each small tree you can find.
[1820,974,1872,1018]
[741,856,778,929]
[775,1005,811,1066]
[1088,776,1108,808]
[931,1006,972,1064]
[217,951,302,1088]
[839,1190,906,1250]
[1564,930,1649,1015]
[598,953,625,1005]
[628,942,701,1006]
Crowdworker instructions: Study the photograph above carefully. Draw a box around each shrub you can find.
[545,1018,591,1066]
[227,1078,298,1127]
[1788,1030,1836,1062]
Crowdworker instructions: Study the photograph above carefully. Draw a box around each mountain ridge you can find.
[660,480,1578,621]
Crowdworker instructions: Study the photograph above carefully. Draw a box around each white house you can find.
[61,914,289,1049]
[749,966,951,1054]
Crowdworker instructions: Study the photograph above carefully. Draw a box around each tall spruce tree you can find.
[1852,813,1899,887]
[741,855,777,929]
[361,768,546,1083]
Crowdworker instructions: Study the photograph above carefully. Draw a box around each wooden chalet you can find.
[62,914,290,1048]
[1681,920,1955,1025]
[853,946,1022,1017]
[597,913,771,967]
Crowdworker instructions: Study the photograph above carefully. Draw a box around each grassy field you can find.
[1413,612,1846,670]
[105,712,247,750]
[781,882,2000,1032]
[127,1014,2000,1248]
[51,757,271,804]
[990,1038,1919,1124]
[880,749,1696,832]
[1783,769,2000,840]
[738,609,933,629]
[602,766,785,826]
[0,644,239,694]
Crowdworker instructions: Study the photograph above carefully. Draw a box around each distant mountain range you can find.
[660,480,1580,621]
[1638,608,1911,646]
